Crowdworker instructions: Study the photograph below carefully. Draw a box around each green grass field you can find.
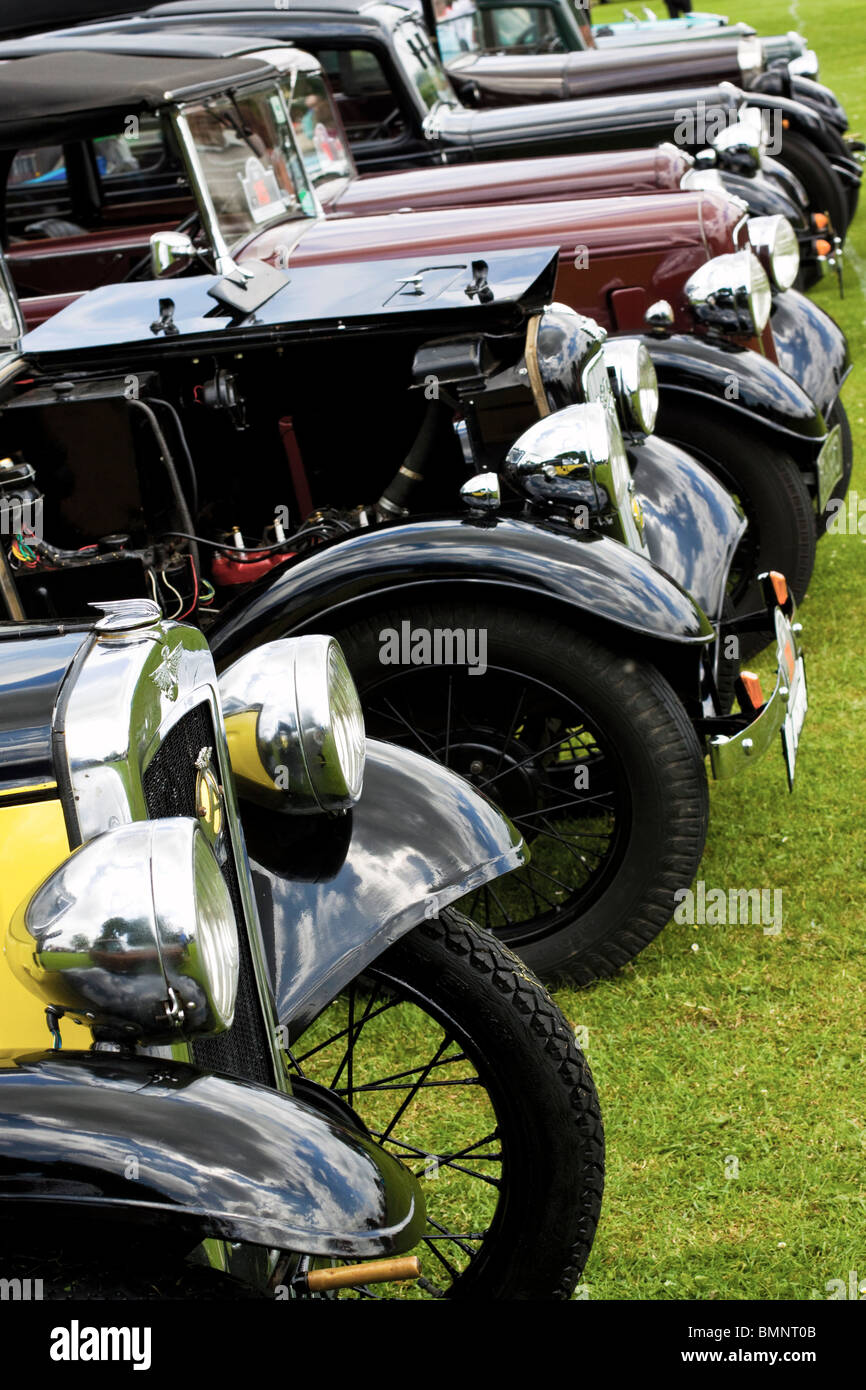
[546,0,866,1299]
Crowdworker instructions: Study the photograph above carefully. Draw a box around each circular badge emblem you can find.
[195,746,226,864]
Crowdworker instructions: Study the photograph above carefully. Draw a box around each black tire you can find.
[779,128,849,238]
[335,601,708,984]
[659,402,816,655]
[290,908,604,1299]
[816,397,853,536]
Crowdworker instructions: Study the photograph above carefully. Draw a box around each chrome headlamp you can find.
[7,819,238,1044]
[680,165,726,193]
[526,303,607,415]
[737,35,765,87]
[602,340,659,437]
[711,107,765,173]
[788,50,819,79]
[746,214,801,291]
[505,402,629,504]
[685,250,772,337]
[219,634,366,813]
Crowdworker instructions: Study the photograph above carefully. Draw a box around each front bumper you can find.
[707,592,807,787]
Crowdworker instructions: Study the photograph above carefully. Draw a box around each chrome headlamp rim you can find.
[526,302,607,417]
[684,249,772,337]
[737,34,765,87]
[746,213,801,291]
[7,818,239,1043]
[219,634,366,814]
[602,339,659,437]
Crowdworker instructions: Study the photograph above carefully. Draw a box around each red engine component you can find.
[211,548,293,587]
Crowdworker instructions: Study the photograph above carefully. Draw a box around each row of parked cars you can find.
[0,0,856,1299]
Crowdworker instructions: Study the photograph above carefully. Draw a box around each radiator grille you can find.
[142,701,273,1087]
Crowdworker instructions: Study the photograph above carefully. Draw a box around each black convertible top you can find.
[0,49,273,146]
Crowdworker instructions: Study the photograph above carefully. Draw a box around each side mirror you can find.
[150,230,196,277]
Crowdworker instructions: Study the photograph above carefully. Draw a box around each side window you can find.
[317,48,407,144]
[7,146,73,228]
[7,116,187,238]
[94,114,169,181]
[286,71,353,185]
[487,5,565,51]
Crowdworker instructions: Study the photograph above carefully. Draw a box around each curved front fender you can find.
[646,332,826,467]
[245,739,526,1035]
[208,515,713,674]
[0,1051,424,1260]
[630,433,746,622]
[720,166,807,223]
[769,289,851,418]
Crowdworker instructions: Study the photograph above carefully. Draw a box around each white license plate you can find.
[782,653,808,788]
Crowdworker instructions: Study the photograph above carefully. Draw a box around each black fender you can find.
[751,68,849,135]
[629,434,746,623]
[208,516,713,679]
[742,90,845,159]
[0,1050,424,1260]
[769,289,851,419]
[644,332,828,471]
[719,166,807,223]
[244,739,525,1034]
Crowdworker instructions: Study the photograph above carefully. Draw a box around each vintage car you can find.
[592,8,812,71]
[0,48,809,987]
[0,42,846,621]
[32,0,862,237]
[434,0,848,153]
[435,0,817,76]
[0,601,609,1298]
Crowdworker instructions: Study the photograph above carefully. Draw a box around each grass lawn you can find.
[547,0,866,1299]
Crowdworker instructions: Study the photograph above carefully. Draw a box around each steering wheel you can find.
[122,210,204,283]
[366,107,402,142]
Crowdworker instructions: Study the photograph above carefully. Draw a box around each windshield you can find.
[393,16,459,110]
[181,85,317,248]
[284,71,353,187]
[436,2,483,58]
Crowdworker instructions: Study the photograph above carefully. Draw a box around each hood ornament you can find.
[151,643,183,701]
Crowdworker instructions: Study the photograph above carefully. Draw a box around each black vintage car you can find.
[0,53,805,988]
[0,603,609,1299]
[15,0,861,237]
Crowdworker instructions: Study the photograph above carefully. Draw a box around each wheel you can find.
[816,397,853,536]
[659,402,816,655]
[334,601,708,984]
[778,128,849,239]
[288,908,604,1299]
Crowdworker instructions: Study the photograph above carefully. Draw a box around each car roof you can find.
[147,0,400,20]
[0,29,299,62]
[0,49,276,147]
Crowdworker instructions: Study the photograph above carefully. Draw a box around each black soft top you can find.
[0,49,274,147]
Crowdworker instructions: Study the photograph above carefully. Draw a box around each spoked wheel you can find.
[335,602,708,983]
[287,909,604,1300]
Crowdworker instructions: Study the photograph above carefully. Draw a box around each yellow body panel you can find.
[0,799,73,1051]
[224,708,274,790]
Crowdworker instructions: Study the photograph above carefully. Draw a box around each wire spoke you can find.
[421,1236,462,1282]
[381,1033,458,1141]
[427,1216,486,1259]
[333,1050,470,1094]
[292,992,399,1067]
